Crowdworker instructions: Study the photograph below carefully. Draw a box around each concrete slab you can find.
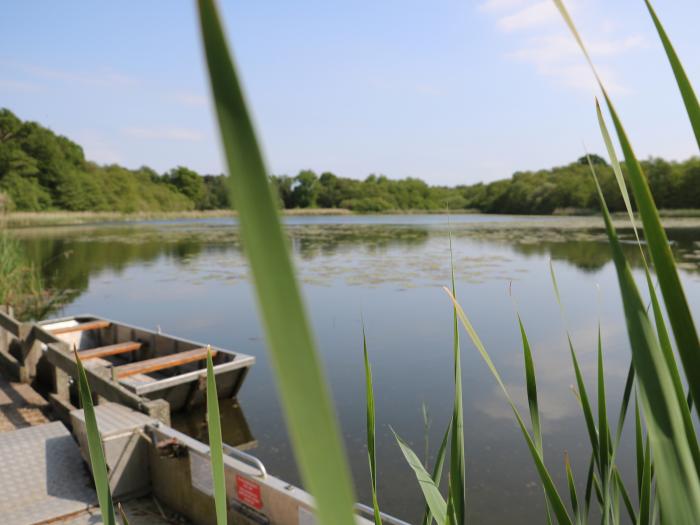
[0,421,97,524]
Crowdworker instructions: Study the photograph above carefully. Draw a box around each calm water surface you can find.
[14,214,700,524]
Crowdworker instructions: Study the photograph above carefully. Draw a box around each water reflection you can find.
[13,221,700,310]
[9,216,700,523]
[171,398,256,451]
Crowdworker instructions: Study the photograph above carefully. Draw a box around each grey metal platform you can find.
[0,421,97,524]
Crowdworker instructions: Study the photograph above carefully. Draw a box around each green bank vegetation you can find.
[0,233,61,319]
[75,0,700,524]
[2,107,700,215]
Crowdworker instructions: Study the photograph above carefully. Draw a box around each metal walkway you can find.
[0,421,97,525]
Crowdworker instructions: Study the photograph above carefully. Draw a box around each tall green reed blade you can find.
[595,106,700,467]
[448,231,465,525]
[518,315,542,454]
[564,452,581,525]
[639,438,652,525]
[554,0,700,412]
[393,428,447,525]
[74,348,116,525]
[550,263,600,471]
[446,480,458,525]
[596,325,611,525]
[587,158,700,522]
[195,2,357,524]
[643,0,700,149]
[613,363,635,450]
[206,348,226,525]
[515,313,552,524]
[422,419,453,525]
[634,397,644,498]
[362,326,382,525]
[583,455,595,522]
[613,468,636,524]
[444,289,572,525]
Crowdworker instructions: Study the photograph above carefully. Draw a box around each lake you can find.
[12,214,700,523]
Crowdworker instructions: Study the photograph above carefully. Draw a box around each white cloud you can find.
[122,126,204,142]
[479,1,643,94]
[169,91,208,107]
[497,1,559,32]
[478,0,528,13]
[0,79,43,93]
[508,32,643,94]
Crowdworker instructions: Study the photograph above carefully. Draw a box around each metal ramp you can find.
[0,421,96,524]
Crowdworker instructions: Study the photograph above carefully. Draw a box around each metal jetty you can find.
[0,307,411,525]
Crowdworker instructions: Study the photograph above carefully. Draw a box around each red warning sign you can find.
[236,475,263,509]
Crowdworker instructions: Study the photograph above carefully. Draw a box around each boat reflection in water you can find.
[171,397,256,451]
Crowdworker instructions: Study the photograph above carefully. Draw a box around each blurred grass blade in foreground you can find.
[553,0,700,413]
[643,0,700,150]
[363,326,382,525]
[206,348,226,525]
[586,157,700,521]
[196,1,357,523]
[74,348,116,525]
[448,232,465,525]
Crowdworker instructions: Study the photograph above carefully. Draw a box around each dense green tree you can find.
[164,166,206,208]
[291,170,319,208]
[201,175,232,209]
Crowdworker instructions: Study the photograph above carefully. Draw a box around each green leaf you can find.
[206,348,226,525]
[363,326,382,525]
[643,0,700,150]
[596,325,611,524]
[422,419,452,525]
[195,2,357,524]
[74,348,116,525]
[516,314,552,524]
[564,453,580,525]
[639,438,652,525]
[444,289,572,525]
[550,263,600,470]
[634,397,644,496]
[583,454,595,522]
[448,231,465,525]
[393,428,447,525]
[518,315,542,453]
[613,468,636,525]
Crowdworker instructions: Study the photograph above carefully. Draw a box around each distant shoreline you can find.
[2,208,700,228]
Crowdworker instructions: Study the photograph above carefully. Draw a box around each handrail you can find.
[147,422,267,479]
[354,503,412,525]
[222,442,267,479]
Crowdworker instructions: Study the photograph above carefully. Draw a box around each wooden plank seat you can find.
[78,341,142,361]
[114,347,216,379]
[50,320,111,335]
[83,357,155,385]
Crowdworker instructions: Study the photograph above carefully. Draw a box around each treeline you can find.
[1,108,699,214]
[0,109,229,212]
[269,155,700,213]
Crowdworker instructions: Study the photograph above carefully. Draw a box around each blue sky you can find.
[1,1,699,185]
